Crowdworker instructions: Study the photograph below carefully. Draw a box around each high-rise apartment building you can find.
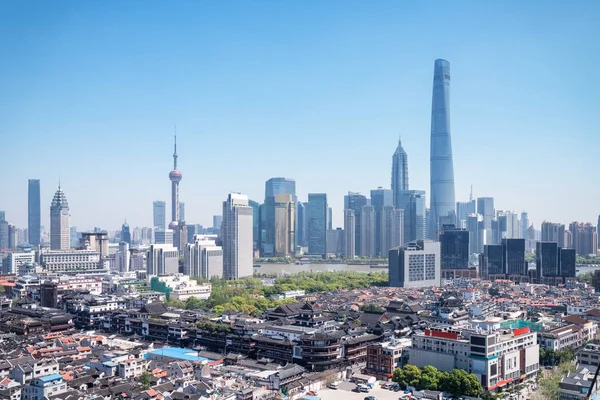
[540,221,565,247]
[380,206,403,257]
[391,137,409,207]
[222,193,253,280]
[343,209,356,259]
[155,229,174,245]
[50,185,70,250]
[153,201,166,230]
[307,193,328,257]
[396,190,426,242]
[439,225,469,270]
[371,187,393,257]
[274,194,295,257]
[360,205,376,258]
[147,244,179,276]
[560,248,576,279]
[261,177,296,256]
[326,228,344,256]
[569,222,598,256]
[0,220,8,250]
[388,240,441,288]
[344,192,368,256]
[28,179,41,246]
[116,242,130,273]
[429,59,456,237]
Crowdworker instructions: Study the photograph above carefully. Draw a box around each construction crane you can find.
[585,360,600,400]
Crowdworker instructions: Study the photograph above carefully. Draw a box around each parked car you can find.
[328,382,339,390]
[365,396,376,400]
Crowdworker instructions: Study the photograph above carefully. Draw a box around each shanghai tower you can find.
[429,59,456,236]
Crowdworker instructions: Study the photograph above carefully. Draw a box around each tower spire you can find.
[173,126,178,169]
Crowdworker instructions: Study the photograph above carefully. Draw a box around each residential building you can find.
[22,374,67,400]
[40,250,104,274]
[222,193,253,279]
[360,205,376,258]
[365,339,410,380]
[50,185,70,250]
[541,221,565,247]
[344,209,356,259]
[326,228,344,256]
[380,206,403,257]
[307,193,327,257]
[388,240,441,288]
[569,222,597,256]
[28,179,41,246]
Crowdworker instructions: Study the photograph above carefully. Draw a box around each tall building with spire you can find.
[50,185,70,250]
[391,137,409,208]
[168,133,182,230]
[429,59,456,237]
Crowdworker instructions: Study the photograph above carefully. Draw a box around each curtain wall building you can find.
[429,59,456,237]
[28,179,41,246]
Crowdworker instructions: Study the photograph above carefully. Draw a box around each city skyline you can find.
[1,1,600,230]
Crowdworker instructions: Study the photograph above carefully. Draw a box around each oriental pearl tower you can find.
[168,133,182,231]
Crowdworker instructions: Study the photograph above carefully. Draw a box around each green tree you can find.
[419,365,440,390]
[360,303,385,314]
[439,369,482,397]
[392,365,422,389]
[184,296,203,310]
[140,371,152,390]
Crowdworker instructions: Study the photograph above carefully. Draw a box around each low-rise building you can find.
[22,374,67,400]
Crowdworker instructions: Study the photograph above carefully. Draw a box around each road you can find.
[318,382,405,400]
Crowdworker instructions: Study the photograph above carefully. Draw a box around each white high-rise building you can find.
[115,242,130,273]
[154,229,173,245]
[147,244,179,276]
[344,209,356,259]
[222,193,253,280]
[50,185,70,250]
[184,235,223,279]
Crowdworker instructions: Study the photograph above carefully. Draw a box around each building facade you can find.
[28,179,41,246]
[146,244,179,276]
[50,185,70,250]
[344,209,356,259]
[222,193,253,280]
[396,190,426,242]
[388,240,441,288]
[274,194,295,257]
[307,193,328,257]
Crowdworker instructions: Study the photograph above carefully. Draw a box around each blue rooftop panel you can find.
[148,347,215,362]
[39,374,63,382]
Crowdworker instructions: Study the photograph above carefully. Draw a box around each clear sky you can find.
[1,0,599,231]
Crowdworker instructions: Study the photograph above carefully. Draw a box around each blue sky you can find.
[1,0,599,231]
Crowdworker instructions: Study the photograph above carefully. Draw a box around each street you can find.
[318,382,407,400]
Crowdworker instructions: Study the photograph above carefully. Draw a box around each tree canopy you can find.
[392,365,482,397]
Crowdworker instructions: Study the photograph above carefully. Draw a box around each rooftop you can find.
[148,347,215,362]
[39,373,63,383]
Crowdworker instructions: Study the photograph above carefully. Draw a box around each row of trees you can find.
[539,348,575,366]
[392,365,483,397]
[163,271,388,314]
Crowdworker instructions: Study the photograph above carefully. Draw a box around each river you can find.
[253,263,387,275]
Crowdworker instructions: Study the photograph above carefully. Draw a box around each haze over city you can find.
[1,1,599,230]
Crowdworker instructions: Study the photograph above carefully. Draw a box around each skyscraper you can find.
[179,202,185,221]
[388,240,441,288]
[296,202,306,247]
[344,192,368,254]
[541,221,565,247]
[153,201,166,230]
[521,212,529,241]
[380,206,403,256]
[50,185,70,250]
[274,194,295,257]
[343,209,355,259]
[429,59,456,236]
[248,200,260,251]
[360,205,376,258]
[222,193,253,280]
[121,221,131,245]
[262,177,296,256]
[456,200,476,229]
[439,225,469,270]
[307,193,327,257]
[477,197,495,245]
[0,220,8,250]
[28,179,41,246]
[391,137,409,207]
[371,187,393,256]
[569,222,598,256]
[396,190,426,242]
